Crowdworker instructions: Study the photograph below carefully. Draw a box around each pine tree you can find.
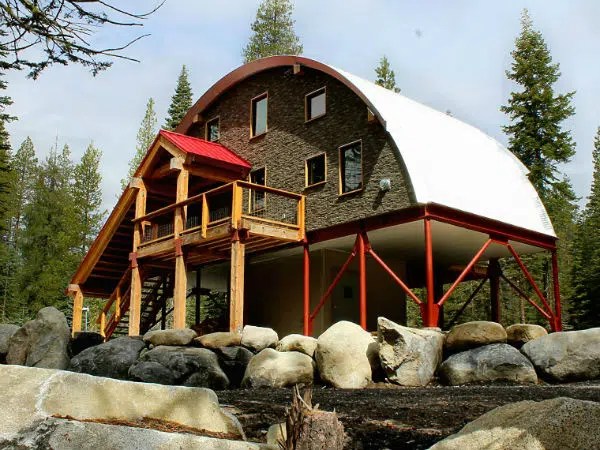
[242,0,303,63]
[73,143,105,254]
[121,98,157,190]
[164,65,193,131]
[571,127,600,328]
[375,56,400,93]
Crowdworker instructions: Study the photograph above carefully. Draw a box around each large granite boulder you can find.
[241,325,278,352]
[142,328,197,346]
[277,334,318,357]
[69,336,145,380]
[315,321,378,389]
[241,348,315,388]
[69,331,104,357]
[0,364,245,441]
[506,323,548,347]
[6,307,71,369]
[0,323,19,363]
[215,346,254,387]
[429,397,600,450]
[129,345,229,390]
[439,343,537,385]
[377,317,445,386]
[195,331,242,349]
[445,321,507,351]
[521,328,600,382]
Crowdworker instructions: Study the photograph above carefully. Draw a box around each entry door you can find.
[332,269,360,323]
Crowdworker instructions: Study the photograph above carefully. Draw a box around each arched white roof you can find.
[179,56,555,238]
[333,67,555,237]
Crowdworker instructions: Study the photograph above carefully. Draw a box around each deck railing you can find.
[133,181,305,247]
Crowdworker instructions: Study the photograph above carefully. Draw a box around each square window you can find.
[339,141,363,194]
[251,93,268,137]
[306,87,326,121]
[305,153,326,187]
[250,167,266,211]
[206,117,219,142]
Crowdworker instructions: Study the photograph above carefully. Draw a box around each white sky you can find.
[4,0,599,211]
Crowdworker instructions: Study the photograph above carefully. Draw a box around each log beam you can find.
[173,168,189,329]
[229,231,245,333]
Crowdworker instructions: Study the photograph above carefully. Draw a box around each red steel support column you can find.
[358,232,367,330]
[551,250,563,332]
[489,258,501,323]
[423,218,439,327]
[303,242,310,336]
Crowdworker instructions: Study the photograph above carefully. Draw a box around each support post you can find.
[303,242,310,336]
[488,258,501,323]
[551,250,563,332]
[69,285,83,337]
[99,311,106,339]
[115,286,122,322]
[129,180,146,336]
[357,231,367,330]
[230,231,245,333]
[423,218,439,327]
[173,168,189,329]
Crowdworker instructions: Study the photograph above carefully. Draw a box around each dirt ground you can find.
[218,382,600,449]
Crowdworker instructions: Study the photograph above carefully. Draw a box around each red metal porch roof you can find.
[160,129,251,170]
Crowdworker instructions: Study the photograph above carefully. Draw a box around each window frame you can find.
[249,166,267,212]
[250,92,269,139]
[205,116,220,142]
[305,86,327,123]
[338,139,364,196]
[304,152,327,188]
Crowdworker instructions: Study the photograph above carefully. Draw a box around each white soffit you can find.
[333,67,555,237]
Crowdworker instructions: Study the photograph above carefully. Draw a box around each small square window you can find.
[206,117,219,142]
[306,87,326,121]
[339,141,363,195]
[251,93,268,137]
[305,153,326,187]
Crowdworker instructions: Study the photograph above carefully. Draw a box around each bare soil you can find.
[218,381,600,449]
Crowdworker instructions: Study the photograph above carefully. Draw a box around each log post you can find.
[129,178,146,336]
[173,168,189,329]
[229,230,245,333]
[68,284,83,337]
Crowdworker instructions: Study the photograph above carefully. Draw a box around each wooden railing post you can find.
[115,286,122,322]
[100,311,106,339]
[297,196,306,239]
[129,178,146,337]
[68,284,83,337]
[231,182,243,229]
[173,168,189,329]
[201,193,208,238]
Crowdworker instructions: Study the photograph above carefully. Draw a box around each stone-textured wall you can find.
[188,67,412,231]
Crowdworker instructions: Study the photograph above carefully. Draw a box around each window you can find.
[305,87,326,121]
[305,153,326,187]
[251,93,268,137]
[339,141,363,195]
[206,117,220,142]
[250,167,266,211]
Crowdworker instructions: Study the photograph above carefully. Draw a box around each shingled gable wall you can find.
[187,66,412,232]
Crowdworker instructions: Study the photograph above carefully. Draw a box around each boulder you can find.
[241,348,315,388]
[0,364,245,440]
[69,336,145,379]
[506,323,548,347]
[277,334,318,357]
[129,345,229,390]
[143,328,197,346]
[267,423,287,446]
[429,397,600,450]
[215,346,254,387]
[445,321,507,351]
[196,331,242,349]
[315,321,379,389]
[377,317,445,386]
[0,323,19,362]
[521,328,600,382]
[241,325,278,352]
[69,331,104,357]
[439,343,537,385]
[6,307,71,369]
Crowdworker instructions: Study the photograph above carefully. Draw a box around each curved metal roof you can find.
[178,56,555,237]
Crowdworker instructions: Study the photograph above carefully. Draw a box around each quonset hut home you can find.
[67,56,563,340]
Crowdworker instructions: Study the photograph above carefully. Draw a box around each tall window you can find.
[305,153,326,187]
[305,87,326,121]
[251,93,268,137]
[250,167,266,211]
[206,117,219,142]
[339,141,363,194]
